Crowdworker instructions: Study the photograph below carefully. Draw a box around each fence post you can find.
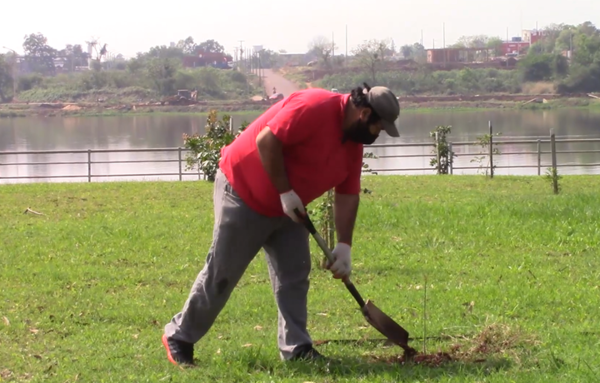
[178,147,183,181]
[537,139,541,176]
[489,121,494,178]
[435,131,440,174]
[449,142,453,175]
[551,129,558,194]
[87,149,92,182]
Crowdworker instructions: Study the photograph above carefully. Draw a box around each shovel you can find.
[294,209,417,359]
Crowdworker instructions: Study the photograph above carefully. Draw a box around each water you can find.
[1,109,599,183]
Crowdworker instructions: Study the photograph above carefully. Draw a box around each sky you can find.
[1,0,599,58]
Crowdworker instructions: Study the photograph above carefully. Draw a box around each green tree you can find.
[412,43,427,63]
[0,54,14,102]
[258,49,279,68]
[452,34,493,48]
[197,39,225,54]
[177,36,197,54]
[146,57,179,95]
[518,53,554,82]
[552,54,569,78]
[22,33,57,75]
[352,39,390,83]
[486,37,504,56]
[400,45,413,59]
[572,33,600,66]
[557,62,600,93]
[308,35,336,68]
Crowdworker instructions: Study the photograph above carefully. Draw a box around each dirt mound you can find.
[62,104,82,111]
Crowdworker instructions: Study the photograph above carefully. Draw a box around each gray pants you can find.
[164,169,313,360]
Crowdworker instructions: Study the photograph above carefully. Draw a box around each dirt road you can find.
[262,69,300,98]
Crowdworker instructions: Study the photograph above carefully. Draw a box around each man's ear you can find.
[359,107,372,121]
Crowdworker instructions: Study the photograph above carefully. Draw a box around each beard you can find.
[342,119,379,145]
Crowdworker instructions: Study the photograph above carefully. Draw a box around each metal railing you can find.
[367,136,600,175]
[1,136,600,183]
[0,147,201,182]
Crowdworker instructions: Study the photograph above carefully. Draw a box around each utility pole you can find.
[258,49,262,87]
[332,31,335,65]
[443,23,446,66]
[443,23,445,48]
[345,24,348,66]
[238,40,244,72]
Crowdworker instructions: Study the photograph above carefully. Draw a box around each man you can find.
[162,83,401,366]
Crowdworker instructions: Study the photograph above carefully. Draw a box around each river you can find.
[1,109,599,183]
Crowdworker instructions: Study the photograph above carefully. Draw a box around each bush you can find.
[183,110,248,181]
[317,68,522,95]
[14,67,258,103]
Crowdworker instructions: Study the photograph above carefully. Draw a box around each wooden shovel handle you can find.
[294,208,367,308]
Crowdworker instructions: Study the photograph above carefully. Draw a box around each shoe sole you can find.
[162,334,180,366]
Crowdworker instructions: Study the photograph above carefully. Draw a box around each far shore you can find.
[1,94,599,119]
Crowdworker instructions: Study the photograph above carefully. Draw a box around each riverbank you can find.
[1,176,599,382]
[1,94,600,118]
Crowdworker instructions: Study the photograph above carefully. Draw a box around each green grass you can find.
[1,176,599,382]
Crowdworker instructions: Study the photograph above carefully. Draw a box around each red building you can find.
[501,41,530,55]
[522,29,548,45]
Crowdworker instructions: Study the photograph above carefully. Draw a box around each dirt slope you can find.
[262,69,300,98]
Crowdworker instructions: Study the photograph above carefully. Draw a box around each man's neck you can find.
[342,100,357,131]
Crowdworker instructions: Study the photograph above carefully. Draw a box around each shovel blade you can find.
[362,299,411,349]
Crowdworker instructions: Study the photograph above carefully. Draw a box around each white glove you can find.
[327,243,352,279]
[280,189,305,223]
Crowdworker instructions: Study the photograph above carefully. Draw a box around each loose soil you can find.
[320,323,539,369]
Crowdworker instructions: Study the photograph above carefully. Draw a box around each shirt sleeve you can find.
[266,93,319,145]
[335,144,364,195]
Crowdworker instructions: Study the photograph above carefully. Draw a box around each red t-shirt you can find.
[219,88,364,217]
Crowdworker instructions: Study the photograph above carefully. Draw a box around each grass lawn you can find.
[1,175,599,382]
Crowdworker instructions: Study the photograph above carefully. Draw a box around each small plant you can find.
[471,131,502,177]
[183,110,247,182]
[544,166,561,194]
[430,125,456,174]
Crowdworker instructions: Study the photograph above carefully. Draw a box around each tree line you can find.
[3,22,600,103]
[306,21,600,95]
[0,34,282,103]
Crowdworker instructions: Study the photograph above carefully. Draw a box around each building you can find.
[426,47,492,64]
[522,29,548,45]
[501,37,530,55]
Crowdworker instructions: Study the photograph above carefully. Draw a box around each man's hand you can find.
[326,242,352,279]
[280,190,305,223]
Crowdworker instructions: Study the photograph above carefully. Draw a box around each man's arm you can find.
[256,127,291,193]
[333,144,363,245]
[334,193,360,246]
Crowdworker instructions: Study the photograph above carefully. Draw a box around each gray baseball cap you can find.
[366,86,401,137]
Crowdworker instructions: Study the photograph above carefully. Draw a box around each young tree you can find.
[352,39,390,83]
[400,45,413,59]
[308,35,337,68]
